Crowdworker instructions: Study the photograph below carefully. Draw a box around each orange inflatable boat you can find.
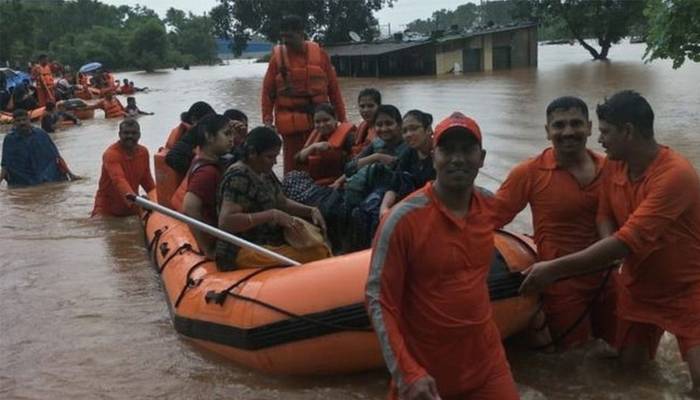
[139,162,540,375]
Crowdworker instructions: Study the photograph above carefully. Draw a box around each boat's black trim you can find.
[168,249,526,351]
[173,303,371,350]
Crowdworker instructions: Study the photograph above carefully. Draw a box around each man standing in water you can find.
[366,113,519,400]
[92,118,155,217]
[1,109,79,187]
[493,96,617,350]
[521,90,700,395]
[261,15,346,174]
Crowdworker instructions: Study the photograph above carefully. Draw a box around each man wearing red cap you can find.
[366,112,519,400]
[493,96,617,350]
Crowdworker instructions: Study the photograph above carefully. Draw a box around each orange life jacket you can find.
[165,122,191,149]
[304,122,355,183]
[352,120,376,157]
[273,41,330,136]
[101,98,125,118]
[33,64,55,88]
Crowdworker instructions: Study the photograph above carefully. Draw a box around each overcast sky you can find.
[101,0,469,30]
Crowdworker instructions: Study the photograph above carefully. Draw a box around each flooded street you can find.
[1,42,699,399]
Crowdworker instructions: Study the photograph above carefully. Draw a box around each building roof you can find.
[436,22,538,43]
[325,22,537,58]
[325,41,430,57]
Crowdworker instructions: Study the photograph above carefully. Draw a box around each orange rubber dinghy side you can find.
[153,147,184,209]
[140,191,539,375]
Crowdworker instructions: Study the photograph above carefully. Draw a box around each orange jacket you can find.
[92,142,155,216]
[303,122,355,182]
[261,41,346,126]
[598,146,700,334]
[165,122,191,149]
[98,98,126,118]
[366,183,510,396]
[352,120,376,157]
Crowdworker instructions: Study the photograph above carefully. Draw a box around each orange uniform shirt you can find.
[165,122,191,150]
[92,142,155,216]
[598,146,700,334]
[494,148,616,346]
[98,98,126,118]
[261,45,346,125]
[366,183,512,397]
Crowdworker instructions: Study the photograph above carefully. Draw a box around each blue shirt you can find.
[1,127,67,187]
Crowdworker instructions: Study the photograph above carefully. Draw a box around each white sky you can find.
[102,0,470,30]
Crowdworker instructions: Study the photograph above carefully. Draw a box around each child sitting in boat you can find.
[125,97,154,117]
[294,103,355,187]
[352,88,381,157]
[216,126,330,270]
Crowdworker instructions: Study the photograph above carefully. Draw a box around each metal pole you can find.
[127,194,301,266]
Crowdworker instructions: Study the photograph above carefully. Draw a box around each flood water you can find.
[1,42,699,399]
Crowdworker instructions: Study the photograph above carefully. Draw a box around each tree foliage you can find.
[643,0,700,68]
[518,0,646,60]
[211,0,393,56]
[0,0,218,72]
[406,4,479,34]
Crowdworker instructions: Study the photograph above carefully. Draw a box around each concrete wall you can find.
[529,27,538,66]
[436,48,464,75]
[511,28,530,68]
[482,35,493,71]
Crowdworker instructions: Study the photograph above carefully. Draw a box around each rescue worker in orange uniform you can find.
[294,103,355,186]
[31,54,55,107]
[521,90,700,395]
[493,96,617,350]
[261,15,346,174]
[367,112,519,400]
[92,118,155,217]
[86,91,126,118]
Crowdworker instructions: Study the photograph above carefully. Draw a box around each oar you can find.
[126,194,301,266]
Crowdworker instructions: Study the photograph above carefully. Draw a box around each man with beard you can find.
[91,118,155,216]
[366,112,518,400]
[493,96,618,350]
[1,108,79,187]
[521,90,700,395]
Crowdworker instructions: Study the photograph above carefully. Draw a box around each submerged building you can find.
[326,23,537,77]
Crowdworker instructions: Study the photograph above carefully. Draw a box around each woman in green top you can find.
[216,126,329,270]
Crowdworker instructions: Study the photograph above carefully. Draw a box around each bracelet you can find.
[247,213,253,227]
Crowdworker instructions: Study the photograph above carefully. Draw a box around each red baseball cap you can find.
[433,112,482,146]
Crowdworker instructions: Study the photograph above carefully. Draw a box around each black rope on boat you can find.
[203,266,372,333]
[223,291,373,333]
[159,243,196,274]
[531,267,613,350]
[204,266,280,305]
[141,208,153,226]
[148,227,166,264]
[174,259,209,308]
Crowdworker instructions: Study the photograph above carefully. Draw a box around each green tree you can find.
[210,0,393,56]
[643,0,700,68]
[128,18,169,72]
[524,0,646,60]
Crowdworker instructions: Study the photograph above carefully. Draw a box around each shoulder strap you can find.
[328,122,355,149]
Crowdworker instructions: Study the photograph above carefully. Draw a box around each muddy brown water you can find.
[1,42,699,399]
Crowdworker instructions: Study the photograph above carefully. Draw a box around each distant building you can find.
[216,38,273,60]
[326,23,537,77]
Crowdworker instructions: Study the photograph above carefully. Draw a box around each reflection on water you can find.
[1,42,698,399]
